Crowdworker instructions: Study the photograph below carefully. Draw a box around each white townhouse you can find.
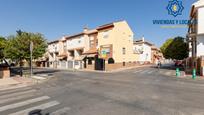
[66,33,86,69]
[133,37,152,64]
[188,0,204,58]
[186,0,204,75]
[47,28,98,69]
[47,40,60,68]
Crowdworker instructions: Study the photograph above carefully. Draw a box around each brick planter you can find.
[0,67,10,79]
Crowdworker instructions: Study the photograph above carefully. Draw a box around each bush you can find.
[108,58,115,64]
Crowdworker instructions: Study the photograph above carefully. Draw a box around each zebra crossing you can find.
[0,86,70,115]
[131,68,175,76]
[133,69,158,75]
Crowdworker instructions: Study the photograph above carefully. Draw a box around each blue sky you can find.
[0,0,197,47]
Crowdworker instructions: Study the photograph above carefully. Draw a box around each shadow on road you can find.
[10,67,60,77]
[150,64,184,71]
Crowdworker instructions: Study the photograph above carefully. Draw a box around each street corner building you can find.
[43,20,159,71]
[133,37,162,65]
[186,0,204,76]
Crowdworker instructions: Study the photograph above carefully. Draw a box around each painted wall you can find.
[48,42,59,53]
[66,36,85,49]
[112,21,139,63]
[98,21,139,63]
[198,7,204,34]
[197,35,204,56]
[133,43,151,62]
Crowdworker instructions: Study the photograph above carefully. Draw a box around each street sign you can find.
[101,50,107,58]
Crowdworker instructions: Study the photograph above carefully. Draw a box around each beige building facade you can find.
[47,20,140,70]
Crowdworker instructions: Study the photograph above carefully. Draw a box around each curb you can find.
[31,76,47,80]
[36,64,154,73]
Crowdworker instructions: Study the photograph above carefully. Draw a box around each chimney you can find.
[142,36,145,42]
[83,25,88,32]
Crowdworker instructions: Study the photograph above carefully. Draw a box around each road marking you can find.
[0,84,28,91]
[140,70,149,74]
[0,89,36,99]
[147,70,155,74]
[0,93,36,105]
[0,87,32,96]
[0,96,50,112]
[9,101,60,115]
[50,107,71,115]
[134,70,143,73]
[165,71,172,76]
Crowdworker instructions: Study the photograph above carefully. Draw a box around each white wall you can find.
[198,7,204,34]
[141,44,151,62]
[67,36,85,49]
[133,43,151,62]
[197,35,204,56]
[48,43,59,52]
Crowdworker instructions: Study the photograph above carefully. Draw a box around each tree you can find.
[160,38,173,59]
[4,30,47,65]
[160,37,189,60]
[0,37,6,60]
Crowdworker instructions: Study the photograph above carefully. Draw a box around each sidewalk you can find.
[0,78,20,87]
[0,76,38,90]
[40,64,154,73]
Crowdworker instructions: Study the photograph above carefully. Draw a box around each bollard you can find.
[192,68,196,79]
[176,68,180,77]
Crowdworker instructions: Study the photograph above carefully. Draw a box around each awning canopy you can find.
[86,54,96,58]
[57,53,67,60]
[83,48,98,55]
[75,55,86,61]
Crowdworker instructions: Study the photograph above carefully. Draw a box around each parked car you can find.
[174,60,183,67]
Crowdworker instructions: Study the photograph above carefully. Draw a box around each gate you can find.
[95,58,105,71]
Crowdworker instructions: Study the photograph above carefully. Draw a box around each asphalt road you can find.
[1,66,204,115]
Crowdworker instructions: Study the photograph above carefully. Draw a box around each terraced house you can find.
[186,0,204,75]
[47,20,139,71]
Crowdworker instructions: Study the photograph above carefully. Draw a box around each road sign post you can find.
[30,41,33,77]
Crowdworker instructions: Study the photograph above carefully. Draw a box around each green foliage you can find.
[3,30,47,61]
[160,38,173,59]
[0,37,6,59]
[160,36,189,60]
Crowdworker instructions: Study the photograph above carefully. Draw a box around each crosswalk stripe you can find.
[140,70,149,74]
[134,70,143,73]
[9,101,60,115]
[0,89,36,99]
[50,107,71,115]
[0,93,36,105]
[0,87,31,96]
[147,70,155,74]
[165,71,172,75]
[0,96,50,112]
[0,85,28,91]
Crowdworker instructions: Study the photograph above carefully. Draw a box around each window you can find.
[63,42,66,51]
[96,39,98,46]
[103,30,109,38]
[122,47,126,55]
[89,36,95,48]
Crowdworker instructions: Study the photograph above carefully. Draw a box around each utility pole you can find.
[30,41,33,77]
